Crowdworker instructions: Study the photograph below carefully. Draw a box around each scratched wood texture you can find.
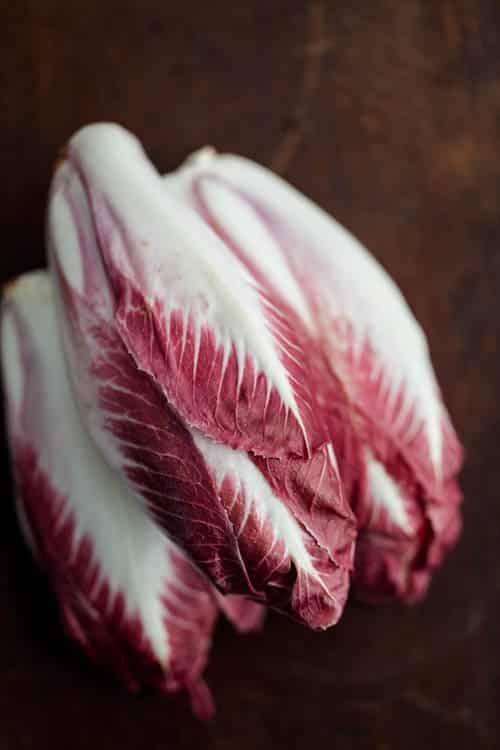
[1,1,499,747]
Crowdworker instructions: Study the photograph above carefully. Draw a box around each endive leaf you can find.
[191,432,350,628]
[54,123,326,459]
[2,272,217,717]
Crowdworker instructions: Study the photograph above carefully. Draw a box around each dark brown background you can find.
[1,1,499,747]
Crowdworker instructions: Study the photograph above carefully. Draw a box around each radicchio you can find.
[164,148,464,601]
[1,271,262,718]
[47,124,356,629]
[2,122,465,719]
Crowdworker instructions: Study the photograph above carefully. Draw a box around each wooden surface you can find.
[1,1,499,747]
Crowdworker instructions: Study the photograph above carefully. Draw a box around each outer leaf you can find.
[167,150,464,600]
[53,123,326,459]
[252,444,355,571]
[191,432,350,628]
[1,272,218,717]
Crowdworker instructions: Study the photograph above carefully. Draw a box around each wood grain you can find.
[1,1,499,747]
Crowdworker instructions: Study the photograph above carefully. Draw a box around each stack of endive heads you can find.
[1,124,463,717]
